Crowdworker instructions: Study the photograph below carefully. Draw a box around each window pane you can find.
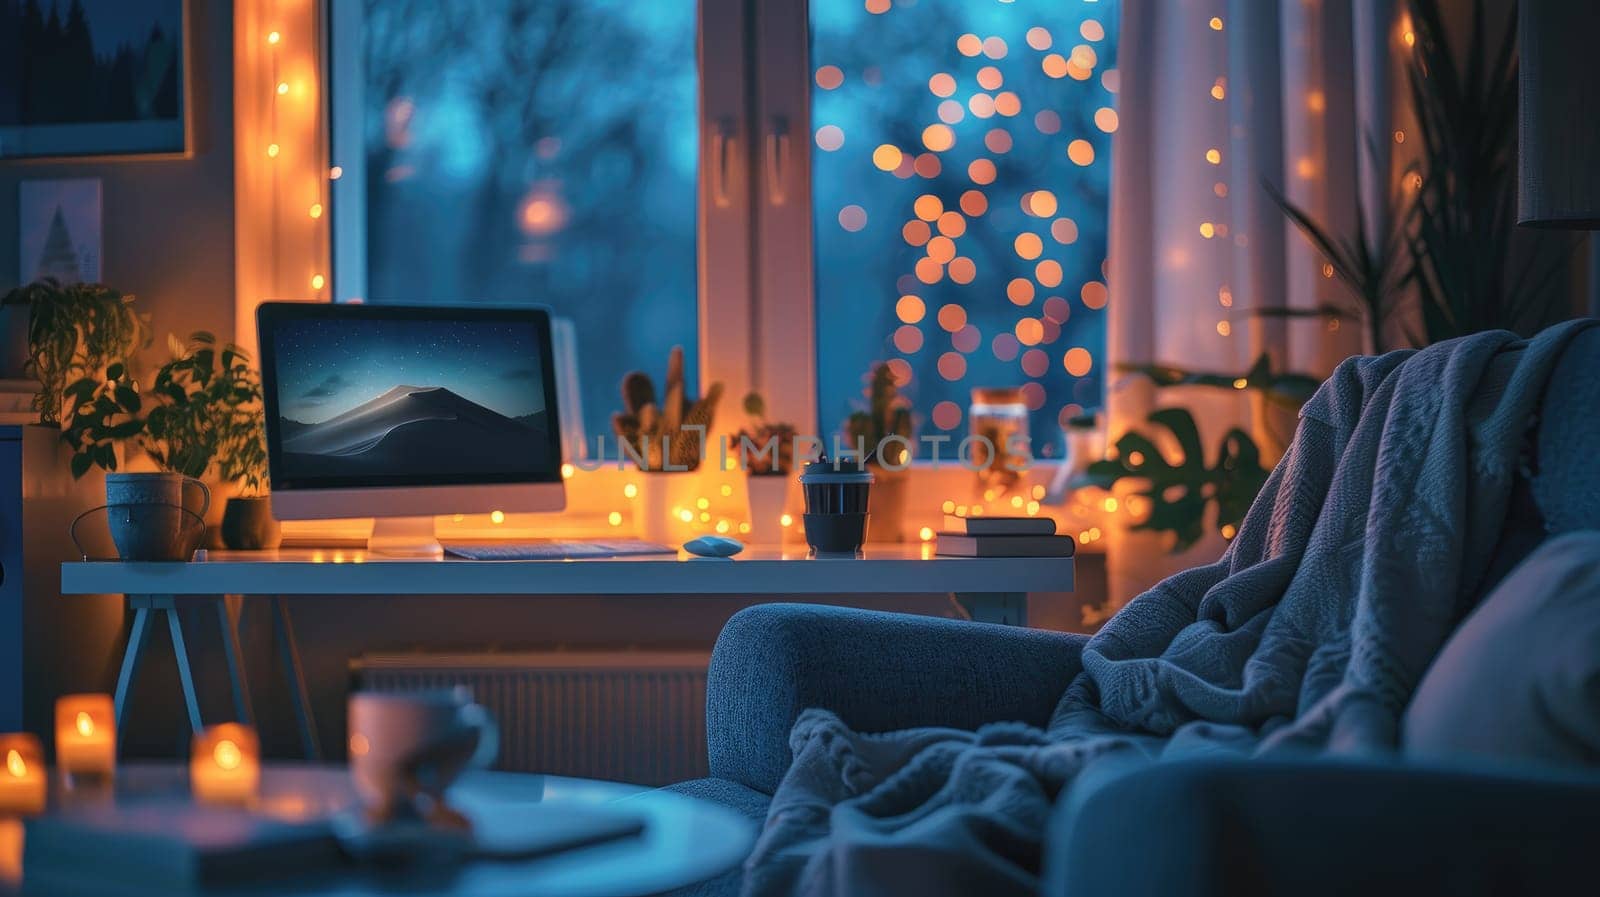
[811,0,1118,457]
[343,0,699,447]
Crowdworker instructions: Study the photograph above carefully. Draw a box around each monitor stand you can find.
[367,516,444,559]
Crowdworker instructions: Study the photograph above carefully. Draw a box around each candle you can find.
[54,694,115,781]
[0,734,46,815]
[191,723,259,805]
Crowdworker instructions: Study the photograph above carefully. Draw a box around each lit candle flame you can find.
[75,711,94,737]
[4,750,23,778]
[213,740,242,771]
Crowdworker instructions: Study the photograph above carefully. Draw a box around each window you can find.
[329,0,700,448]
[329,0,1117,460]
[810,0,1118,457]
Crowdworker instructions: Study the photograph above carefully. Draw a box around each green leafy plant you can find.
[1263,157,1411,355]
[60,332,267,488]
[0,278,149,426]
[1403,0,1574,342]
[611,345,723,470]
[736,391,798,475]
[844,362,912,465]
[1080,408,1269,552]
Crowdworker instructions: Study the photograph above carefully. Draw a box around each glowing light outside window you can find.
[349,0,698,444]
[812,0,1118,456]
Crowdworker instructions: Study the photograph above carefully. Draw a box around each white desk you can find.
[61,545,1073,759]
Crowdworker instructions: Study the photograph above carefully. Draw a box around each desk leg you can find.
[216,597,254,725]
[164,600,204,736]
[952,592,1028,626]
[271,596,323,761]
[113,604,155,741]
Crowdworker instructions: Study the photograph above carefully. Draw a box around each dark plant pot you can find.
[221,496,281,550]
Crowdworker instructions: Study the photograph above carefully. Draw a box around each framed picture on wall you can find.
[0,0,191,160]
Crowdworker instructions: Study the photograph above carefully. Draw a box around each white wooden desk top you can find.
[60,544,1074,597]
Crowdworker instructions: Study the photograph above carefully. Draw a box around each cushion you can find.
[1403,531,1600,767]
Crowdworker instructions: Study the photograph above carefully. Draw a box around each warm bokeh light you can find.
[1063,347,1093,376]
[1094,107,1118,133]
[816,124,845,151]
[936,210,966,237]
[865,0,890,13]
[1035,259,1063,287]
[914,153,942,177]
[957,33,983,56]
[937,352,967,380]
[1006,278,1036,306]
[1209,16,1224,30]
[968,93,996,117]
[310,274,326,290]
[892,325,923,353]
[1081,281,1108,309]
[816,65,844,89]
[1070,45,1097,69]
[947,256,976,284]
[902,219,931,246]
[1026,26,1052,50]
[929,72,957,97]
[308,203,323,219]
[896,294,926,323]
[1051,217,1079,244]
[977,66,1003,90]
[982,36,1007,58]
[937,303,967,332]
[1042,53,1069,78]
[927,235,957,263]
[267,30,281,44]
[921,123,955,151]
[1199,221,1216,238]
[1014,232,1043,259]
[1080,20,1105,41]
[984,128,1013,154]
[1067,139,1095,166]
[839,204,868,231]
[931,400,962,430]
[1205,147,1222,164]
[937,99,965,124]
[913,194,943,221]
[1034,109,1061,134]
[1216,320,1232,336]
[1026,190,1058,217]
[1015,318,1045,346]
[959,189,988,216]
[915,257,944,283]
[968,159,997,184]
[994,92,1021,116]
[872,144,904,171]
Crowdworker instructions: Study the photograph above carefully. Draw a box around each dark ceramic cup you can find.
[799,459,874,556]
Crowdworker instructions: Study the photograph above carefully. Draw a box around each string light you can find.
[308,203,323,219]
[1209,16,1224,30]
[276,82,289,95]
[266,31,281,45]
[266,143,280,158]
[310,274,325,290]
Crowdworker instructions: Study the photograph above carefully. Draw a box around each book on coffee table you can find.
[934,532,1076,558]
[941,515,1057,536]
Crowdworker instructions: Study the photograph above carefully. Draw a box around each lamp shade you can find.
[1518,1,1600,228]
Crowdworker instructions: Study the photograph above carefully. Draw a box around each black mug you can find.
[799,459,874,555]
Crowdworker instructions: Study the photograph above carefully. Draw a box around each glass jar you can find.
[968,387,1029,500]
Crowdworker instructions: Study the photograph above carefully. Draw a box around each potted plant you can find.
[735,391,798,542]
[0,278,149,427]
[845,362,913,542]
[61,332,272,556]
[612,346,723,542]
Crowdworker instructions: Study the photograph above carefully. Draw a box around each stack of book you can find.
[934,515,1076,557]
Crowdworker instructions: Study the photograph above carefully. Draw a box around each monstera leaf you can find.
[1079,407,1269,552]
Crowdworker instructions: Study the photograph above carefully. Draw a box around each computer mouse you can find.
[683,535,744,558]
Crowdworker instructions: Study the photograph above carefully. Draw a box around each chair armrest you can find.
[1045,756,1600,897]
[706,603,1087,794]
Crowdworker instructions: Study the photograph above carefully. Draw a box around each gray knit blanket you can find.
[744,321,1596,897]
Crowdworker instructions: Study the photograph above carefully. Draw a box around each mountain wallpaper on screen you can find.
[273,318,551,480]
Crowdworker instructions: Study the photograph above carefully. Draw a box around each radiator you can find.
[351,652,710,786]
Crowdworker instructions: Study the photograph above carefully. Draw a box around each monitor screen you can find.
[258,304,562,491]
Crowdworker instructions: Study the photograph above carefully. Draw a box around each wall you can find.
[0,0,235,352]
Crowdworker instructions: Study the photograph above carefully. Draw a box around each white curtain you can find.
[1102,0,1396,607]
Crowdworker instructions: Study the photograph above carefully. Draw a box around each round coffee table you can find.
[8,763,753,897]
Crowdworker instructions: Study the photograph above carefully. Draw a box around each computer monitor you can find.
[258,302,566,557]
